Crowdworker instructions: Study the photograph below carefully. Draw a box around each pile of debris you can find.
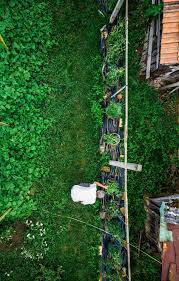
[145,195,179,281]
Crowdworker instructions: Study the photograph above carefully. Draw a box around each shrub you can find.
[106,182,119,195]
[106,101,122,118]
[107,21,125,65]
[106,66,125,86]
[103,134,121,146]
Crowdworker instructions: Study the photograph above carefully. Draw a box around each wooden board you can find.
[163,16,179,23]
[146,20,155,78]
[163,0,179,2]
[109,0,125,24]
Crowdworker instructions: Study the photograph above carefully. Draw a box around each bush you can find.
[106,66,125,86]
[103,134,121,147]
[107,21,125,65]
[0,0,53,219]
[106,101,122,118]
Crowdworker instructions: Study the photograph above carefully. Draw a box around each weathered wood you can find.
[156,0,161,69]
[169,86,179,94]
[110,85,126,98]
[146,20,155,79]
[109,160,142,171]
[162,81,179,89]
[109,0,125,24]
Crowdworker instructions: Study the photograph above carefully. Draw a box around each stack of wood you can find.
[140,0,179,91]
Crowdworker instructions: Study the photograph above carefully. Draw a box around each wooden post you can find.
[109,0,125,24]
[109,160,142,171]
[146,20,154,79]
[156,0,161,69]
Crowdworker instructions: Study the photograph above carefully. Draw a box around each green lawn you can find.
[35,1,104,280]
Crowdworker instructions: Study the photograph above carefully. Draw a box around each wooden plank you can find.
[109,160,143,172]
[162,42,179,49]
[156,0,161,69]
[162,81,179,89]
[163,0,179,2]
[161,48,178,54]
[160,58,179,64]
[164,11,179,17]
[163,3,179,12]
[163,22,179,28]
[162,28,179,33]
[161,37,179,43]
[162,32,179,39]
[146,20,155,79]
[163,16,179,23]
[109,0,125,24]
[161,53,178,60]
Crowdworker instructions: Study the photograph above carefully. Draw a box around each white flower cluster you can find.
[21,219,49,260]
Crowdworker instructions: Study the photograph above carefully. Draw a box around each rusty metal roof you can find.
[160,0,179,65]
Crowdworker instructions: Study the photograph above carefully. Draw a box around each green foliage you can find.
[104,133,120,146]
[106,66,125,86]
[107,0,118,11]
[35,264,63,281]
[0,0,53,218]
[106,182,119,195]
[108,219,124,242]
[106,101,122,118]
[145,4,163,17]
[107,21,125,65]
[107,201,120,218]
[91,101,103,126]
[100,152,111,166]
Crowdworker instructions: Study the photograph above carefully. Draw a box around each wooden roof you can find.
[160,0,179,65]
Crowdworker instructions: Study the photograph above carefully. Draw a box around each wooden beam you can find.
[146,20,155,79]
[156,0,161,69]
[109,0,125,24]
[162,81,179,89]
[109,160,142,171]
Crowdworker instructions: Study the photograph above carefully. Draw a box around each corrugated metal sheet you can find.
[160,1,179,65]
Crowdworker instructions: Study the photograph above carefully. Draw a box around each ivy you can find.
[0,0,53,219]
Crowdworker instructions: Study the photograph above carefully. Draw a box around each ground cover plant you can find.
[0,0,53,219]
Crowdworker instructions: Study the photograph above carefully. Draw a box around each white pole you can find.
[125,0,131,280]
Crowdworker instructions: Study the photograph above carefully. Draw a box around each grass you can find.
[34,0,105,280]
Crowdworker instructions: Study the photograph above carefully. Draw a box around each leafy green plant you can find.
[107,201,120,218]
[145,4,163,17]
[106,101,122,118]
[35,264,63,281]
[106,67,124,86]
[91,101,103,126]
[108,220,124,242]
[107,0,118,11]
[107,21,125,65]
[103,133,121,146]
[106,182,119,195]
[0,0,53,219]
